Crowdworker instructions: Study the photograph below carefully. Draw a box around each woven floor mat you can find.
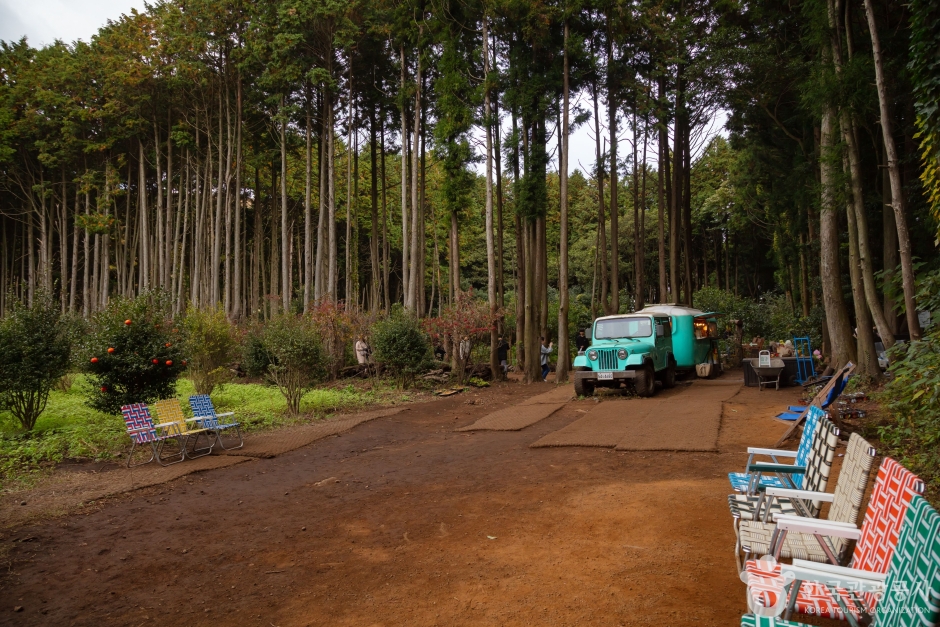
[614,381,740,451]
[530,398,661,447]
[456,402,566,432]
[223,407,406,458]
[0,455,249,529]
[519,384,576,405]
[531,381,741,451]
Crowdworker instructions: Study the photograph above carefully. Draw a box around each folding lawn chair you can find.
[734,433,877,571]
[121,403,187,467]
[775,365,851,421]
[729,406,824,495]
[742,458,924,622]
[150,398,214,459]
[739,494,940,627]
[189,394,243,450]
[729,414,840,524]
[773,364,855,448]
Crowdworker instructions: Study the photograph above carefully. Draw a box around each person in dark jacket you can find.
[575,329,590,353]
[496,336,510,377]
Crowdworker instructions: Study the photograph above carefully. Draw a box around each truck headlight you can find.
[617,349,627,360]
[587,350,598,361]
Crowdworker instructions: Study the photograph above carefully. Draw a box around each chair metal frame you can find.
[150,398,214,459]
[189,394,244,450]
[121,403,187,467]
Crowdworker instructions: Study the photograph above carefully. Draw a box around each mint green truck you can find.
[572,313,677,397]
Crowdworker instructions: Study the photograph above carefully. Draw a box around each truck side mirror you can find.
[656,324,665,337]
[586,328,592,340]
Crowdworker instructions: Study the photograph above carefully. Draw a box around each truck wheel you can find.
[574,376,594,397]
[662,357,677,389]
[634,364,655,397]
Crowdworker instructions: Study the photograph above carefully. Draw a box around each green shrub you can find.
[878,269,940,493]
[81,291,185,415]
[252,313,327,415]
[372,307,431,388]
[0,293,72,430]
[182,305,240,395]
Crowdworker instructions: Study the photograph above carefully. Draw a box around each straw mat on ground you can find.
[224,407,406,458]
[531,381,741,451]
[519,385,575,405]
[0,455,249,529]
[456,402,566,431]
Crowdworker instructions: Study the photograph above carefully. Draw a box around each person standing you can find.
[355,336,371,365]
[575,329,590,353]
[496,335,510,377]
[540,336,554,382]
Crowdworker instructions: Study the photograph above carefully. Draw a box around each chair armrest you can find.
[782,561,886,593]
[216,412,235,417]
[748,463,806,474]
[774,514,857,528]
[746,447,798,458]
[774,516,861,540]
[764,488,835,502]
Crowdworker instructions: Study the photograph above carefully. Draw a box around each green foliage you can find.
[252,314,327,416]
[0,375,404,487]
[878,270,940,492]
[910,0,940,239]
[82,291,185,415]
[372,307,431,388]
[182,305,240,395]
[693,287,822,349]
[0,293,71,431]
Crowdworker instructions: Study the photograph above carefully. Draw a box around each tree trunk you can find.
[844,152,881,381]
[408,44,422,311]
[607,26,620,314]
[512,110,525,372]
[483,16,499,380]
[304,85,314,312]
[281,96,290,312]
[370,109,381,314]
[557,21,571,384]
[819,109,856,368]
[863,0,920,340]
[138,141,150,291]
[592,84,609,313]
[658,78,668,302]
[400,46,410,306]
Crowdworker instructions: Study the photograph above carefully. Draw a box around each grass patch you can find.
[0,374,417,489]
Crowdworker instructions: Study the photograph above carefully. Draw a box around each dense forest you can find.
[2,0,939,385]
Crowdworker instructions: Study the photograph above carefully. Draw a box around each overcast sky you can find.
[1,0,724,175]
[0,0,148,46]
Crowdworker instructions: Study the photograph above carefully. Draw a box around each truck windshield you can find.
[594,317,652,339]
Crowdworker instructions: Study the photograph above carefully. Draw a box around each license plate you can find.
[597,372,613,380]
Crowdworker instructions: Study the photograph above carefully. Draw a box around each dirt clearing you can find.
[0,376,821,626]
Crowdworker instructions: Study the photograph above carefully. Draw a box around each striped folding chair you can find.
[121,403,186,467]
[150,398,214,459]
[739,494,940,627]
[729,406,825,495]
[742,458,925,623]
[189,394,243,450]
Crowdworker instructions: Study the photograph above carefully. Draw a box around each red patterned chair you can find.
[743,457,925,621]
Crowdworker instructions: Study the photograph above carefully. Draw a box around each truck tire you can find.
[662,357,677,389]
[634,363,655,397]
[574,376,594,397]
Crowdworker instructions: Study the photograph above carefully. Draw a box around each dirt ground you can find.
[0,373,833,626]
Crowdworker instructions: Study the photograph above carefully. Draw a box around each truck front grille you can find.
[597,349,619,371]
